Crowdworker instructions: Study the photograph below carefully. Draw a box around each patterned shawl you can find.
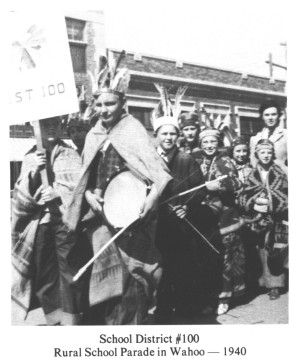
[231,160,253,186]
[11,141,82,318]
[64,113,172,306]
[196,152,242,234]
[240,162,288,218]
[240,162,288,255]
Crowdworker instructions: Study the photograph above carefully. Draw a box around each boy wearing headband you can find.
[196,127,244,315]
[152,85,208,322]
[65,54,172,325]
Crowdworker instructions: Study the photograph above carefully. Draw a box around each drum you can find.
[102,169,150,229]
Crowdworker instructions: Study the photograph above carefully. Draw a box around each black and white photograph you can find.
[5,1,296,363]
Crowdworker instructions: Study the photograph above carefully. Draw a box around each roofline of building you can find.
[64,10,104,24]
[110,48,286,83]
[129,70,286,98]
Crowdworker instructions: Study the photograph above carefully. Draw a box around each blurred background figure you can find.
[67,113,90,156]
[178,107,200,154]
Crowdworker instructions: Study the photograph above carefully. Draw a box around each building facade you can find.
[110,49,286,141]
[10,11,106,188]
[10,12,287,188]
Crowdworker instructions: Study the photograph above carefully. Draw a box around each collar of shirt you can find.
[157,146,177,163]
[261,125,284,139]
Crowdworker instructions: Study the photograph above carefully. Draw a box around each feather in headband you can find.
[151,83,188,124]
[92,50,130,97]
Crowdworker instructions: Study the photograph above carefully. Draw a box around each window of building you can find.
[239,117,262,140]
[66,18,85,41]
[69,43,87,72]
[129,106,154,130]
[66,18,87,73]
[234,106,260,140]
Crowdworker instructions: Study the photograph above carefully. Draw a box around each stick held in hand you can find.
[161,175,227,205]
[72,218,138,282]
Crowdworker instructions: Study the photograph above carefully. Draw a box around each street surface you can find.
[12,291,288,326]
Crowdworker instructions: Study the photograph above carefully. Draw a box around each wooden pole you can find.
[31,120,49,187]
[161,175,227,205]
[168,203,220,254]
[73,218,139,282]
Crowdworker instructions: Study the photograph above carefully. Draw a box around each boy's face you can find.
[257,148,273,166]
[201,135,219,157]
[233,144,248,164]
[95,92,124,129]
[182,125,198,143]
[69,126,87,149]
[40,118,61,144]
[157,124,179,152]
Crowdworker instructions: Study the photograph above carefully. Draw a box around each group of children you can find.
[157,105,288,320]
[11,58,288,325]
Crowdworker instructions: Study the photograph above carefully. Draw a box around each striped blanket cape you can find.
[11,141,82,319]
[239,163,288,244]
[240,163,288,218]
[65,114,172,306]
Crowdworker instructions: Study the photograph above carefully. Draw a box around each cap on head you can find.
[179,111,199,129]
[255,138,274,153]
[151,83,187,134]
[199,127,221,142]
[153,116,180,133]
[231,136,249,150]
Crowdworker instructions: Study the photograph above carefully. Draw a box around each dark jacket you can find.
[156,147,209,251]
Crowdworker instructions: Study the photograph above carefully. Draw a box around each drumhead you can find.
[102,170,148,229]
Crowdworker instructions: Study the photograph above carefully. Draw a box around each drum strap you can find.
[102,139,111,153]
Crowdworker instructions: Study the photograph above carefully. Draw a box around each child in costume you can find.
[240,139,288,300]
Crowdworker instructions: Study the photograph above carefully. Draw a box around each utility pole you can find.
[266,43,287,77]
[280,42,287,64]
[265,43,287,128]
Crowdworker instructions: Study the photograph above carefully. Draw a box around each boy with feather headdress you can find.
[152,84,220,323]
[65,51,172,325]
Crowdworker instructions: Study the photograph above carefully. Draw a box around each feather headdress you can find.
[93,50,130,98]
[179,102,200,129]
[152,83,188,132]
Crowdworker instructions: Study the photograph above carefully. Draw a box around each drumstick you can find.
[161,175,227,205]
[72,218,138,282]
[168,204,220,254]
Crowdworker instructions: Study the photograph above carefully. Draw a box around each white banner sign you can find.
[8,11,79,124]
